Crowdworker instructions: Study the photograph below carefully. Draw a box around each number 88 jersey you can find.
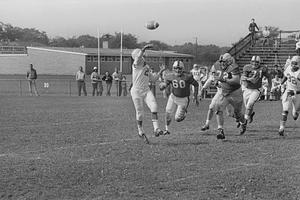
[284,65,300,91]
[165,72,198,98]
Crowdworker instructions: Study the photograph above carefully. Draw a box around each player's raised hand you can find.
[143,44,153,50]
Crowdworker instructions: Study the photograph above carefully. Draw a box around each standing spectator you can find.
[262,26,270,47]
[90,67,101,96]
[121,75,128,96]
[248,18,259,47]
[149,67,157,97]
[76,66,87,96]
[295,40,300,56]
[270,74,281,101]
[261,76,269,100]
[26,63,39,96]
[112,68,122,96]
[160,65,172,99]
[102,71,113,96]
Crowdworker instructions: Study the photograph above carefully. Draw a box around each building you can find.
[0,46,194,75]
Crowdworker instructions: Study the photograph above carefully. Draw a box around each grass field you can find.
[0,95,300,200]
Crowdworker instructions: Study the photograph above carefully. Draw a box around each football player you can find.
[241,56,272,123]
[159,60,199,135]
[278,55,300,136]
[130,44,165,144]
[201,53,247,139]
[200,63,238,132]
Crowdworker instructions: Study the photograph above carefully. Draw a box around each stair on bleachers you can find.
[235,40,296,69]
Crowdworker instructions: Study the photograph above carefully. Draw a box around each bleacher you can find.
[228,30,299,69]
[0,46,27,54]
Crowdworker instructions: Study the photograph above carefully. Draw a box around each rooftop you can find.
[27,46,194,58]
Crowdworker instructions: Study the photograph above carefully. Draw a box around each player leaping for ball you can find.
[130,44,166,144]
[241,56,272,124]
[159,60,199,135]
[278,55,300,136]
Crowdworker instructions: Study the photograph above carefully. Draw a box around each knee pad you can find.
[166,112,172,123]
[151,112,158,120]
[175,108,186,122]
[282,111,288,121]
[136,111,144,121]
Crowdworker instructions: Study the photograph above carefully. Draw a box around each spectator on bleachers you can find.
[262,26,270,47]
[102,71,113,96]
[248,18,259,47]
[75,66,87,96]
[295,40,300,56]
[26,63,39,96]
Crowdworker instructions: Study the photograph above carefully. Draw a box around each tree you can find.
[109,32,139,49]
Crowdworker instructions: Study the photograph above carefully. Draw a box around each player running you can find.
[241,56,272,124]
[130,44,165,144]
[159,60,199,135]
[278,55,300,136]
[200,53,247,139]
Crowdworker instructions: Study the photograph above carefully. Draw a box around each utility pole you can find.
[194,37,198,62]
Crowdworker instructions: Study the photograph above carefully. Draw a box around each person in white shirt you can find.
[190,64,207,100]
[130,44,165,143]
[262,26,270,47]
[278,56,300,136]
[90,67,101,96]
[76,66,87,96]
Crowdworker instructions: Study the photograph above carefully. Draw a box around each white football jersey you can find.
[284,65,300,91]
[131,57,155,91]
[191,69,203,81]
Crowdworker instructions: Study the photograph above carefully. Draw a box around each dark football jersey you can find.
[242,64,269,89]
[165,72,198,97]
[212,62,241,95]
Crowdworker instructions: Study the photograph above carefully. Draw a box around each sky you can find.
[0,0,300,47]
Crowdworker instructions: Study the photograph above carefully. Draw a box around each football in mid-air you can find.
[145,21,159,30]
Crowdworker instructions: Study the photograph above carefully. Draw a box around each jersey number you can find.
[172,80,186,88]
[287,74,297,85]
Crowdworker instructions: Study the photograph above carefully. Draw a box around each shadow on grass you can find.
[150,140,210,146]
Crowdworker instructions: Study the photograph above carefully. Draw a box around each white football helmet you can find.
[251,56,261,69]
[291,55,300,71]
[173,60,184,75]
[219,53,234,70]
[193,64,199,69]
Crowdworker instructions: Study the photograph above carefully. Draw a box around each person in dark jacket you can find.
[102,71,113,96]
[26,63,39,96]
[248,18,259,47]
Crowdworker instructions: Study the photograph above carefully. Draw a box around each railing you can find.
[0,46,27,54]
[227,33,252,59]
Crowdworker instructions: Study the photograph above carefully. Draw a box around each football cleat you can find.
[200,124,210,131]
[240,122,247,135]
[293,112,299,121]
[154,128,163,137]
[138,133,149,144]
[217,128,225,139]
[163,130,171,135]
[278,128,285,136]
[249,112,255,123]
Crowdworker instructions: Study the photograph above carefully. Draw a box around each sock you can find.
[205,120,210,126]
[152,119,159,131]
